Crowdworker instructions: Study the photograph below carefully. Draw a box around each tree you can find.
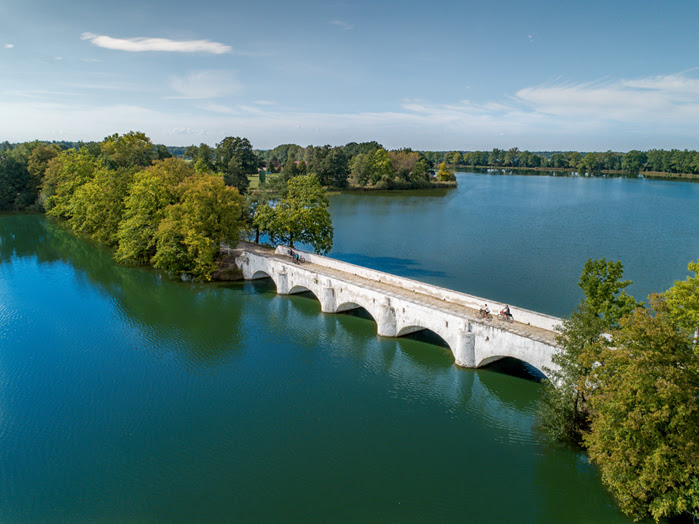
[436,162,456,181]
[152,175,243,280]
[253,174,333,254]
[621,150,647,174]
[282,157,299,180]
[186,143,216,173]
[68,166,135,247]
[582,298,699,522]
[42,149,102,219]
[538,258,638,445]
[578,258,638,324]
[321,147,349,188]
[116,158,195,264]
[350,153,372,186]
[0,148,31,211]
[370,148,394,186]
[100,131,157,169]
[215,136,259,193]
[663,260,699,348]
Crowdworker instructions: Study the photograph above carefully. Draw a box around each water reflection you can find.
[0,215,245,367]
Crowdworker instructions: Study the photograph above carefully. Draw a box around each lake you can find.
[2,171,697,522]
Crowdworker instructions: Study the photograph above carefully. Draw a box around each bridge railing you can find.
[273,245,562,333]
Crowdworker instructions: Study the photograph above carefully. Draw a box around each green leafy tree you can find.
[152,175,243,280]
[578,258,638,323]
[68,166,135,247]
[622,150,647,174]
[436,162,456,181]
[43,149,102,219]
[350,153,372,185]
[186,143,216,173]
[215,136,259,193]
[321,147,349,188]
[282,157,300,180]
[664,260,699,349]
[25,143,61,206]
[370,148,394,186]
[116,158,195,264]
[582,297,699,522]
[100,131,157,169]
[253,174,333,253]
[538,258,638,445]
[0,149,30,210]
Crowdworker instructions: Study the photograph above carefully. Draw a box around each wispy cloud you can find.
[513,72,699,123]
[81,32,232,54]
[4,43,14,49]
[4,71,699,150]
[330,19,354,30]
[167,70,242,99]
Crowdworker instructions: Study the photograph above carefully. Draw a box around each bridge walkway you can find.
[232,242,558,346]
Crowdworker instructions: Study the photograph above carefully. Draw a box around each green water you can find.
[5,171,698,522]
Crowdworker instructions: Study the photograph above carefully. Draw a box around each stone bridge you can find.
[235,244,562,378]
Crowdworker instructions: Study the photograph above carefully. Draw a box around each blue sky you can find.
[2,0,699,150]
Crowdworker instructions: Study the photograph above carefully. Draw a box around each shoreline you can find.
[448,164,699,180]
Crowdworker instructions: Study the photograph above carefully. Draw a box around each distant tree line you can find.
[424,147,699,175]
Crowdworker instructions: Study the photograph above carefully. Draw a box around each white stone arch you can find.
[476,354,550,380]
[247,269,282,292]
[334,299,381,325]
[396,321,455,352]
[251,269,274,280]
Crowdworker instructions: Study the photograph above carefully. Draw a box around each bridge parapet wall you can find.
[275,246,561,332]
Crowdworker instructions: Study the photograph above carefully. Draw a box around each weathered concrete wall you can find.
[240,249,560,378]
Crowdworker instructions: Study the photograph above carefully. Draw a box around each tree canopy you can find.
[253,174,333,254]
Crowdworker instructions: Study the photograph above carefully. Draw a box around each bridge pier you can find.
[377,299,397,337]
[320,285,336,313]
[453,329,476,367]
[275,270,289,294]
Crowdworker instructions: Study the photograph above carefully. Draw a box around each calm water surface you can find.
[4,172,697,523]
[330,172,699,317]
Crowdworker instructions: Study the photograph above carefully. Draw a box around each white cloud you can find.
[167,71,242,99]
[4,43,14,49]
[330,20,354,30]
[80,32,232,54]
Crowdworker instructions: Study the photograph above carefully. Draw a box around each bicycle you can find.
[478,309,493,321]
[498,312,514,323]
